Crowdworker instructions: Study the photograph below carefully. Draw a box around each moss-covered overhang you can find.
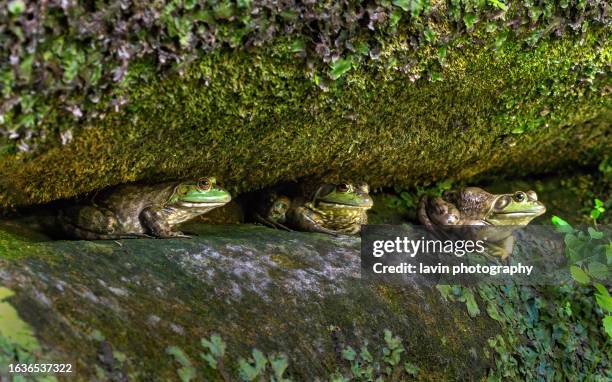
[0,1,610,207]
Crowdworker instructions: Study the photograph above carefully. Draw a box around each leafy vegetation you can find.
[1,0,609,153]
[551,202,611,340]
[167,331,420,381]
[384,179,454,211]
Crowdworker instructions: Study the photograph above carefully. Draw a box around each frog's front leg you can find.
[417,196,435,229]
[292,206,339,236]
[345,223,363,235]
[254,212,293,232]
[484,236,514,261]
[498,235,515,261]
[140,207,191,238]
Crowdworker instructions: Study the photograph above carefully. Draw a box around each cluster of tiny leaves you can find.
[0,0,609,151]
[480,283,611,381]
[167,330,419,381]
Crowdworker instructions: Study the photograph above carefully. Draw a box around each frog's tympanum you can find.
[418,187,546,259]
[58,178,231,239]
[255,182,373,235]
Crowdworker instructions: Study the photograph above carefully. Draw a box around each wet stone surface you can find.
[0,223,498,380]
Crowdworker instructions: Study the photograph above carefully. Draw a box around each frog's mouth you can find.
[318,201,373,209]
[486,205,546,224]
[176,201,229,208]
[492,210,543,218]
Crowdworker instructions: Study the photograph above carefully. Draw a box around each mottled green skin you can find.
[59,179,231,239]
[256,182,373,235]
[418,187,546,259]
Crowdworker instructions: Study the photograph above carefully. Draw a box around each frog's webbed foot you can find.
[302,217,340,236]
[484,239,513,262]
[307,225,340,236]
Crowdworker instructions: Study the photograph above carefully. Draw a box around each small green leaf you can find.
[551,216,573,233]
[404,361,420,376]
[595,291,612,313]
[494,31,509,49]
[424,28,436,42]
[588,227,604,240]
[252,349,267,372]
[463,14,477,29]
[342,346,356,361]
[430,71,443,82]
[201,334,226,358]
[290,39,305,53]
[603,316,612,339]
[166,346,192,367]
[90,329,105,342]
[569,265,590,284]
[588,262,608,280]
[410,0,426,17]
[594,283,609,296]
[486,302,503,322]
[178,366,196,382]
[392,0,409,12]
[8,0,25,15]
[360,344,373,363]
[200,353,217,369]
[436,284,454,301]
[464,289,481,317]
[269,353,289,380]
[488,0,508,11]
[390,9,402,27]
[329,58,353,80]
[167,346,197,382]
[238,358,259,381]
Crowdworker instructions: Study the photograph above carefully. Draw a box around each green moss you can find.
[1,25,609,208]
[2,0,607,153]
[0,222,53,259]
[0,287,40,352]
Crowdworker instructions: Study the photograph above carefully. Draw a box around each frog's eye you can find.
[197,177,213,191]
[513,191,527,202]
[336,183,351,193]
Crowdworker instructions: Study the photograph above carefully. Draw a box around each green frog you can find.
[58,177,231,239]
[418,187,546,259]
[254,182,373,235]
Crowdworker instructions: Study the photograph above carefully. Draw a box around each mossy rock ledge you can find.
[0,1,610,208]
[0,223,499,380]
